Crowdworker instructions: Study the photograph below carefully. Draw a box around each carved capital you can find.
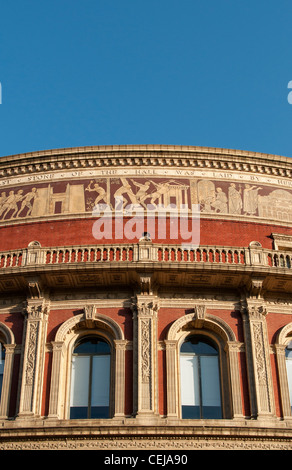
[23,300,50,320]
[248,304,267,320]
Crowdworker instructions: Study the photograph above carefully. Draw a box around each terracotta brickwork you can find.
[0,145,292,449]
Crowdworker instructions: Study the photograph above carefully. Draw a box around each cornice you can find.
[0,145,292,179]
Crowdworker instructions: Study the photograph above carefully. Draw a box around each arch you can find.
[277,322,292,345]
[48,310,125,420]
[28,240,41,247]
[0,322,15,345]
[167,311,236,344]
[165,308,241,419]
[55,311,124,343]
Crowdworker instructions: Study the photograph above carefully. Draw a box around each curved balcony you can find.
[0,241,290,270]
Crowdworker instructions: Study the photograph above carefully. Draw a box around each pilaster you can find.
[240,286,276,420]
[0,344,16,419]
[132,293,159,419]
[17,298,49,418]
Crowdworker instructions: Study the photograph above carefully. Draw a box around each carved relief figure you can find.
[197,180,216,212]
[211,188,228,213]
[147,181,172,206]
[243,184,262,216]
[131,180,151,207]
[85,181,107,207]
[16,188,38,217]
[0,190,24,219]
[113,178,138,209]
[228,183,242,214]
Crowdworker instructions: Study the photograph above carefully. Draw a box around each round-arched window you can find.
[180,335,222,419]
[69,337,111,419]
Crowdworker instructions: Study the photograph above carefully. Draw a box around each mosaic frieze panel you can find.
[0,173,292,223]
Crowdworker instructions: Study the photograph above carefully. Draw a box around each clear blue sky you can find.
[1,0,292,158]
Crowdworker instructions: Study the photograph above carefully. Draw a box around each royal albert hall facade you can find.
[0,145,292,450]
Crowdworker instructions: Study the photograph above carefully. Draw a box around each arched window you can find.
[0,343,5,402]
[69,336,111,419]
[285,340,292,413]
[180,335,222,419]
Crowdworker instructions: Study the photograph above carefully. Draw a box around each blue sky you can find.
[1,1,292,158]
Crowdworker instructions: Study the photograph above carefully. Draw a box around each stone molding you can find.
[1,145,292,179]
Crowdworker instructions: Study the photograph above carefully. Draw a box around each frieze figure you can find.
[228,183,242,214]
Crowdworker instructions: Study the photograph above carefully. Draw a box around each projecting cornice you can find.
[0,145,292,178]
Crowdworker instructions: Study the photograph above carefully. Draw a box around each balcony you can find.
[0,240,291,295]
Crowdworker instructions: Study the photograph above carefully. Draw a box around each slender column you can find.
[114,339,127,418]
[226,341,244,418]
[132,295,159,418]
[165,340,178,418]
[241,301,276,419]
[0,344,16,419]
[47,341,64,419]
[275,344,292,419]
[17,300,49,418]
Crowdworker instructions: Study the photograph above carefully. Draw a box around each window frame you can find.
[48,312,126,420]
[69,336,112,419]
[165,312,239,420]
[180,335,222,419]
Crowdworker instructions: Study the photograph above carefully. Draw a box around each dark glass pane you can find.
[90,406,110,419]
[202,406,222,419]
[0,375,3,399]
[182,405,200,419]
[181,336,218,355]
[70,406,88,419]
[74,337,110,355]
[286,349,292,359]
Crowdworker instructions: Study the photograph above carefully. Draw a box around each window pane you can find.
[91,355,110,407]
[201,356,221,406]
[180,355,200,406]
[74,338,110,355]
[70,355,90,407]
[286,357,292,406]
[181,338,217,355]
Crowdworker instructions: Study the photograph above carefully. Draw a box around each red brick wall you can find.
[0,217,292,251]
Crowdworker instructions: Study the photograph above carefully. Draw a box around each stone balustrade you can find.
[0,241,290,270]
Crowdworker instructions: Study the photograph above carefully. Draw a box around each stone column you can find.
[114,339,127,418]
[165,340,178,418]
[0,344,16,419]
[18,300,49,418]
[48,341,64,419]
[132,295,159,419]
[225,341,244,418]
[275,344,292,419]
[241,302,275,420]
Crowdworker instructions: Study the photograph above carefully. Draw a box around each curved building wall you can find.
[0,145,291,449]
